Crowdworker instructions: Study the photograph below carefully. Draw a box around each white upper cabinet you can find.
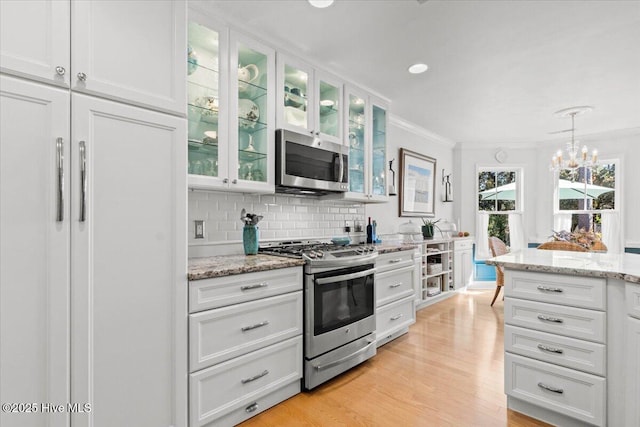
[0,0,70,87]
[276,53,343,144]
[0,0,186,115]
[72,0,186,114]
[340,86,389,203]
[188,23,275,194]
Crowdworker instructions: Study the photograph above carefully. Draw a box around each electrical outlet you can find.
[344,220,351,233]
[194,220,205,239]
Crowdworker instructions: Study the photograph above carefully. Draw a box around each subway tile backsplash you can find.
[188,190,366,247]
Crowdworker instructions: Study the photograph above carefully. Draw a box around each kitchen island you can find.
[488,248,640,427]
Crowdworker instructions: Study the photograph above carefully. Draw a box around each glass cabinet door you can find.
[187,21,223,179]
[317,75,342,142]
[236,42,269,184]
[371,102,387,197]
[282,63,310,131]
[347,91,367,195]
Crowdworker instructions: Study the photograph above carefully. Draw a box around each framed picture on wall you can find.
[399,148,436,217]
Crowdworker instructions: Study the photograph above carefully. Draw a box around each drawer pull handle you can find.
[241,320,269,332]
[389,258,402,263]
[537,344,564,354]
[389,283,402,288]
[245,402,259,413]
[537,285,564,293]
[241,282,268,291]
[390,314,403,321]
[241,369,269,384]
[537,314,564,323]
[537,382,564,394]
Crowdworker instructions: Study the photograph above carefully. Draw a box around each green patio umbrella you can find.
[479,179,613,201]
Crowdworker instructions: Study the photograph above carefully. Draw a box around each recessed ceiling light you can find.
[308,0,334,8]
[408,63,428,74]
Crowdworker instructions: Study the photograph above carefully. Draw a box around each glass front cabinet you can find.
[343,86,389,203]
[187,13,275,193]
[276,54,343,144]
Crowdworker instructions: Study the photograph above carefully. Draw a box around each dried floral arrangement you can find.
[550,228,602,249]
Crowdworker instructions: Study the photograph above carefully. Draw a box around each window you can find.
[477,168,523,247]
[554,160,620,246]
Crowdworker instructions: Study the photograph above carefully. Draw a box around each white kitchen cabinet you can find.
[188,267,302,426]
[70,94,186,427]
[0,77,187,427]
[0,0,70,87]
[627,282,640,427]
[417,239,454,309]
[453,238,473,289]
[189,24,275,194]
[276,53,344,144]
[1,75,70,427]
[504,269,607,426]
[336,86,389,203]
[0,0,186,115]
[375,250,417,347]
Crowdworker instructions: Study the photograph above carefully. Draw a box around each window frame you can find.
[476,165,525,215]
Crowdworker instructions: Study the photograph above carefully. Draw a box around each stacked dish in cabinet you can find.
[504,269,607,426]
[188,267,303,426]
[418,239,453,308]
[375,249,419,347]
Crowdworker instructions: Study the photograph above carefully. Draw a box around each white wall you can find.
[455,128,640,249]
[366,117,455,237]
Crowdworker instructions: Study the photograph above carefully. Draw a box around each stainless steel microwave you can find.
[276,129,348,194]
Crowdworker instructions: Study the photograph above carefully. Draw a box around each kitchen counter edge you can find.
[486,248,640,283]
[188,254,305,281]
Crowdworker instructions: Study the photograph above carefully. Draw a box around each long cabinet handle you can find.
[389,258,402,263]
[240,282,268,291]
[537,285,564,293]
[241,369,269,384]
[315,339,375,371]
[537,344,564,354]
[389,283,402,288]
[79,141,87,222]
[245,402,259,413]
[56,137,64,222]
[241,320,269,332]
[537,314,564,323]
[537,382,564,394]
[390,314,403,321]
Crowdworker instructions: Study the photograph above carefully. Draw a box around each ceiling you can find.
[203,0,640,146]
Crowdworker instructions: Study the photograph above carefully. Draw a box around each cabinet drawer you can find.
[376,265,414,307]
[505,325,605,376]
[376,250,415,273]
[189,291,302,371]
[454,239,473,251]
[505,353,605,426]
[376,295,415,342]
[189,336,302,427]
[505,298,605,343]
[505,270,605,310]
[189,267,302,312]
[627,282,640,319]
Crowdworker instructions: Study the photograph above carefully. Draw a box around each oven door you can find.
[305,264,375,359]
[276,129,348,192]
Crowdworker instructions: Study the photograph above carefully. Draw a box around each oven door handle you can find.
[315,339,375,371]
[315,268,376,285]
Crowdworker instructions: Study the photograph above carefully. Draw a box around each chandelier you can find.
[550,106,598,174]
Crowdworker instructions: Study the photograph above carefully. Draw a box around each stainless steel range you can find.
[259,241,378,389]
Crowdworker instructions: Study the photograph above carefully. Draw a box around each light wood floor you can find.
[240,290,551,426]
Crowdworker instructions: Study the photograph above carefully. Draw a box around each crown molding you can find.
[389,114,456,148]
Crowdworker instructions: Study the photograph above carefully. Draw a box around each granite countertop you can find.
[487,248,640,283]
[188,254,305,281]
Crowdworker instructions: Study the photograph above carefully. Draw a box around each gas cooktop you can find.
[258,240,377,265]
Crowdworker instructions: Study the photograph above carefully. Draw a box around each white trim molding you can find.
[389,113,456,148]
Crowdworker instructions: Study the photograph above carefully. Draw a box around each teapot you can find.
[238,63,260,94]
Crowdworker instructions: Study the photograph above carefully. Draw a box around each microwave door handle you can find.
[338,152,345,183]
[315,268,376,285]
